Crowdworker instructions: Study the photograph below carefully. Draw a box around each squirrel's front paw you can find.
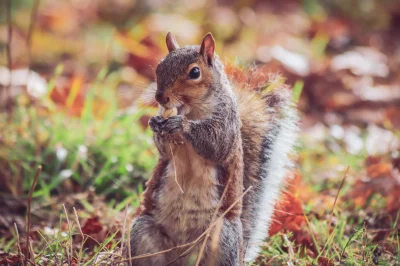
[149,115,187,140]
[148,116,164,133]
[161,115,186,135]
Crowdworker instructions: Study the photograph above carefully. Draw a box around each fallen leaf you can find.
[82,215,103,235]
[348,161,400,211]
[79,215,105,247]
[50,76,86,116]
[0,252,22,266]
[269,173,316,253]
[318,256,334,266]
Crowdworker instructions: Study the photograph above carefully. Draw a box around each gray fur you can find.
[129,215,175,266]
[156,46,200,92]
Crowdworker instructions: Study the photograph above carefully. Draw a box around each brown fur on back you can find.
[234,83,292,182]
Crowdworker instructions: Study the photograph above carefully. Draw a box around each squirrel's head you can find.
[155,32,224,117]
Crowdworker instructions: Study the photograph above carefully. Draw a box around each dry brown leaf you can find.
[349,161,400,211]
[269,173,316,253]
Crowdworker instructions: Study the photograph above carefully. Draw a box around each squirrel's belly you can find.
[153,145,220,243]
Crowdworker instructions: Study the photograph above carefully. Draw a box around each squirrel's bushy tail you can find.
[230,65,299,262]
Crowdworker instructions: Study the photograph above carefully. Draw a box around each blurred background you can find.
[0,0,400,264]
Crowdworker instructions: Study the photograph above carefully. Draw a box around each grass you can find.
[259,211,399,265]
[0,69,399,265]
[253,126,399,265]
[0,66,159,264]
[0,67,157,201]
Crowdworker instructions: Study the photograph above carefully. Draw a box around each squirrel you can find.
[128,32,298,266]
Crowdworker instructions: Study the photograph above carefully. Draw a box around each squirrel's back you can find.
[229,66,298,261]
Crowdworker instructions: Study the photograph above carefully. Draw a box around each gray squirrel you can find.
[128,32,298,265]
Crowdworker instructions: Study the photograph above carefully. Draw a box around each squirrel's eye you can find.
[188,67,200,79]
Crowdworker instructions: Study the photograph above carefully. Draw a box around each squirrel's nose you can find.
[155,92,170,105]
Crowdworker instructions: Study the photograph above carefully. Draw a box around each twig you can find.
[169,143,184,194]
[73,207,84,236]
[127,219,133,266]
[330,243,341,260]
[26,0,40,69]
[27,259,36,265]
[14,223,24,263]
[96,252,124,258]
[195,173,234,266]
[25,165,42,266]
[123,230,196,263]
[265,255,279,265]
[5,0,12,105]
[120,205,129,257]
[73,207,84,266]
[63,204,73,266]
[82,229,119,266]
[303,212,321,256]
[164,186,253,266]
[92,251,125,265]
[316,166,350,260]
[361,222,368,266]
[121,186,253,264]
[315,166,350,262]
[29,241,36,265]
[328,166,349,233]
[209,218,223,266]
[283,234,295,266]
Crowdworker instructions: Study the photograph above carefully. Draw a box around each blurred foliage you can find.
[0,68,157,200]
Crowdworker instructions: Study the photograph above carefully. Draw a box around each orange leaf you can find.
[66,75,83,108]
[269,173,316,253]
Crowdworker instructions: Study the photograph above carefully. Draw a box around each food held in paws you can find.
[161,107,178,118]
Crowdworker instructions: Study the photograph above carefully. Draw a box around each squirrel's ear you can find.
[166,32,180,52]
[200,33,215,66]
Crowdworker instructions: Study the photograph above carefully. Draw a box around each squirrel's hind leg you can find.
[202,218,244,266]
[128,215,175,266]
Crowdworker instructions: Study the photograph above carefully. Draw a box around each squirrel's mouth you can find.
[177,105,185,115]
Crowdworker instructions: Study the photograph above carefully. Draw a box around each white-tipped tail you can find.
[244,103,298,262]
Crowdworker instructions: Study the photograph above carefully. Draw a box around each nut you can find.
[161,107,178,118]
